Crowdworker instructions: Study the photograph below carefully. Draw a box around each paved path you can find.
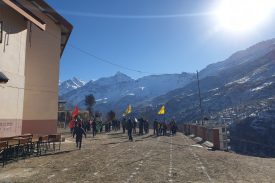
[1,130,275,183]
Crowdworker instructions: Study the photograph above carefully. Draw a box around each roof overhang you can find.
[2,0,46,30]
[29,0,73,56]
[2,0,73,57]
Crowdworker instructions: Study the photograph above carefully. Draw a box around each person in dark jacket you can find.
[92,119,97,137]
[170,119,178,135]
[118,120,121,130]
[73,123,86,149]
[122,118,126,133]
[144,120,149,134]
[127,118,133,141]
[133,119,137,134]
[139,118,144,135]
[162,122,167,136]
[153,119,158,135]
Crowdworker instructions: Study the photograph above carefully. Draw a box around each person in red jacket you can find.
[69,119,75,134]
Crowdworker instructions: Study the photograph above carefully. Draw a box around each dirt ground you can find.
[1,129,275,183]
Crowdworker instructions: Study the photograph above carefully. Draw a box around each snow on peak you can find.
[127,93,135,96]
[209,88,219,92]
[59,77,86,95]
[225,77,250,86]
[251,82,273,92]
[72,77,86,87]
[139,86,145,91]
[96,97,108,102]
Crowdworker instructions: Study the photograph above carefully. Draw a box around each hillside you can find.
[136,39,275,120]
[134,38,275,157]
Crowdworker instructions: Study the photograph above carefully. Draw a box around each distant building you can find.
[0,0,72,137]
[58,100,67,112]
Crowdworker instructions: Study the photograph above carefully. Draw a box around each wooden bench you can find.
[7,139,20,161]
[48,134,62,151]
[30,135,40,156]
[0,133,62,166]
[13,137,32,158]
[38,135,49,155]
[0,141,8,167]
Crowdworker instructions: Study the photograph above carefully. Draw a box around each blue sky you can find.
[45,0,275,82]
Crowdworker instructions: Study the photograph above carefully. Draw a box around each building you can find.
[58,100,67,112]
[0,0,72,137]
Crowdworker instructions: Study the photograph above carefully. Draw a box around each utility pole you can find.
[196,70,203,125]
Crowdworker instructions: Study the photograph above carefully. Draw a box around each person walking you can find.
[69,119,75,134]
[145,120,149,134]
[153,119,158,135]
[92,119,97,137]
[171,119,178,135]
[158,122,161,136]
[133,119,137,134]
[118,120,121,130]
[139,118,144,135]
[127,118,133,141]
[122,118,126,133]
[163,122,167,136]
[73,123,86,150]
[156,122,160,136]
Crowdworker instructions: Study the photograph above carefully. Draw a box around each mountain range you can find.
[59,72,195,111]
[60,38,275,157]
[140,38,275,121]
[59,38,275,119]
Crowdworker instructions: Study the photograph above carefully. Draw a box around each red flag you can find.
[72,106,78,118]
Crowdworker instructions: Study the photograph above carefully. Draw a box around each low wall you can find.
[183,124,224,150]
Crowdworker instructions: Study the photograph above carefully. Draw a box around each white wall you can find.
[0,3,27,136]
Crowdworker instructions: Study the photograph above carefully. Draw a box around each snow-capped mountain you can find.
[59,77,86,95]
[60,71,195,111]
[134,38,275,157]
[139,38,275,121]
[199,38,275,79]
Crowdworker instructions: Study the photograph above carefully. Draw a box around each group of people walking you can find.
[69,117,101,149]
[105,120,120,132]
[69,116,178,149]
[122,117,178,141]
[122,117,151,141]
[153,119,178,136]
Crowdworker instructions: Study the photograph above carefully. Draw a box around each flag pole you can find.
[196,70,203,125]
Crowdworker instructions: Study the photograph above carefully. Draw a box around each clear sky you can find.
[45,0,275,82]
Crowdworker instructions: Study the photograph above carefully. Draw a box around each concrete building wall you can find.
[0,4,27,137]
[0,0,64,136]
[20,0,61,135]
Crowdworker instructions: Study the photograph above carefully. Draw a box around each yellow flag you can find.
[158,105,165,115]
[125,104,132,115]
